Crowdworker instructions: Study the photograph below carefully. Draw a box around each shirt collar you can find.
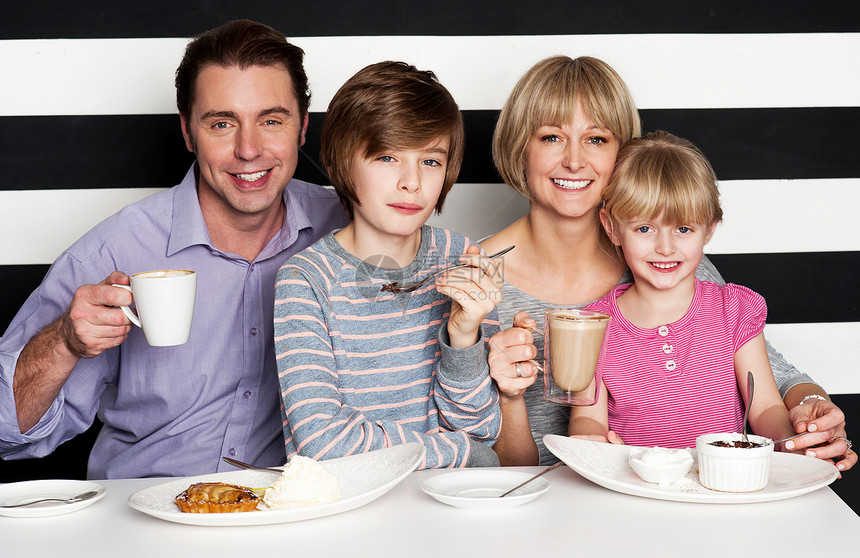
[167,163,315,261]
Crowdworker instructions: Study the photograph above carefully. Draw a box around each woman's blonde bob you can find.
[492,55,641,199]
[602,130,723,228]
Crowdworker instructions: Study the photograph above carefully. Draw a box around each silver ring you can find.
[515,362,523,378]
[836,436,853,452]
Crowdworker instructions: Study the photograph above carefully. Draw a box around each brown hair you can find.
[603,130,723,229]
[320,61,465,218]
[492,56,641,200]
[175,19,310,121]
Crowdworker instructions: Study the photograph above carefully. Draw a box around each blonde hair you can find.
[320,61,464,218]
[603,130,723,229]
[492,56,641,199]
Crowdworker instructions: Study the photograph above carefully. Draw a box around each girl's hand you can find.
[488,311,539,398]
[569,430,625,445]
[437,245,504,348]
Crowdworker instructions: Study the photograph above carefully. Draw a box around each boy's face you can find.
[349,137,450,243]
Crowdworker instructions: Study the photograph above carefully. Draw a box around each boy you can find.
[273,61,503,468]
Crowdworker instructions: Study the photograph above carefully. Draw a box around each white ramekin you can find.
[695,433,774,492]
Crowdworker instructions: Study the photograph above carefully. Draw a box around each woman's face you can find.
[523,98,619,219]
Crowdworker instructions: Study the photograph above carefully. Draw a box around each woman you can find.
[481,55,856,472]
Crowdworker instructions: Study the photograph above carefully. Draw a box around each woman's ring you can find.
[515,362,523,378]
[835,436,853,452]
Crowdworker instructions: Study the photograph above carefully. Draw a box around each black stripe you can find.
[2,107,859,191]
[1,1,857,39]
[708,252,860,324]
[2,252,858,333]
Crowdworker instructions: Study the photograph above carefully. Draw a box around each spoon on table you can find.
[381,245,515,294]
[222,456,283,472]
[0,490,99,508]
[499,462,565,497]
[742,371,754,443]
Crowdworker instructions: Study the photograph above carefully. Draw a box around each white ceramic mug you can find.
[112,270,197,346]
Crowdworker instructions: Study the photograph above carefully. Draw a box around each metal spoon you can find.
[381,245,515,294]
[0,490,99,508]
[222,456,283,472]
[499,462,564,497]
[742,371,754,443]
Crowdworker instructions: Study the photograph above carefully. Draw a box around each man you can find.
[0,20,349,478]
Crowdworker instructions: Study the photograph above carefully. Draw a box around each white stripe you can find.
[3,178,857,265]
[764,322,860,394]
[1,34,858,115]
[0,188,166,265]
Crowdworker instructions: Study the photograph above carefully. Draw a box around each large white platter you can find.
[544,434,839,504]
[0,479,106,518]
[128,443,425,526]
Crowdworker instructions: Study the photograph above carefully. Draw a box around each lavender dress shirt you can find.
[0,165,348,479]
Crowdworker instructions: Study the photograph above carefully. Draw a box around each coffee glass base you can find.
[543,381,600,407]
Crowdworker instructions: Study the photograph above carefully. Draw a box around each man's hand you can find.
[61,271,134,358]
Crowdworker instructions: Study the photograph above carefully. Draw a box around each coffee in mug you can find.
[112,269,197,346]
[543,308,610,406]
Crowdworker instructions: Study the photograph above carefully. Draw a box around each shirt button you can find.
[229,448,237,456]
[250,327,258,336]
[658,325,669,337]
[243,390,252,399]
[662,343,673,354]
[665,360,676,371]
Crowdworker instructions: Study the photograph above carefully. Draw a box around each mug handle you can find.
[111,284,141,328]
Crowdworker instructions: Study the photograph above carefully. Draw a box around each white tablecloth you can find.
[3,466,858,557]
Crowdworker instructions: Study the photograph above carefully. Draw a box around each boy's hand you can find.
[436,245,504,348]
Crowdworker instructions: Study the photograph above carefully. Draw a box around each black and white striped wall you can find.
[1,2,858,506]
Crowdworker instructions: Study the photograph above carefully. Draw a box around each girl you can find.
[569,130,796,448]
[273,61,502,469]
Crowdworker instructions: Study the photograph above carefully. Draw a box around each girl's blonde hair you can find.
[603,130,723,228]
[492,55,641,200]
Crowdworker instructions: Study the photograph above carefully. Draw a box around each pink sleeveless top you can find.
[585,279,766,448]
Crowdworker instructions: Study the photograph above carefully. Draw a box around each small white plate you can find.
[0,479,106,518]
[544,434,839,504]
[421,469,550,509]
[128,443,425,526]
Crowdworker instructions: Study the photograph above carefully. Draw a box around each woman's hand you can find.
[487,311,539,398]
[437,245,504,348]
[785,398,856,473]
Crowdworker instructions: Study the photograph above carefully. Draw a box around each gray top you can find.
[496,255,814,465]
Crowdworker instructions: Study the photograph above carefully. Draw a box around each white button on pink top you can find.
[665,360,677,371]
[662,343,673,354]
[658,325,669,336]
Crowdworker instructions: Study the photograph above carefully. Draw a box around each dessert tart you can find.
[175,482,260,513]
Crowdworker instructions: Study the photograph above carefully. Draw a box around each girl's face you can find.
[349,137,449,243]
[523,98,619,219]
[601,211,717,293]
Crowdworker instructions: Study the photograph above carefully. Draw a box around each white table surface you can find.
[3,466,858,557]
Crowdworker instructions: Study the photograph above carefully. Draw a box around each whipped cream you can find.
[638,447,692,466]
[263,456,340,509]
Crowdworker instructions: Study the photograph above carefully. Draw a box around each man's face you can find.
[181,64,307,225]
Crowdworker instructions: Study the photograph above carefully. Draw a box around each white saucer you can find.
[0,479,106,518]
[421,469,550,509]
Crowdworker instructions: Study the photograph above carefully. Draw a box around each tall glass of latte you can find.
[542,308,610,406]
